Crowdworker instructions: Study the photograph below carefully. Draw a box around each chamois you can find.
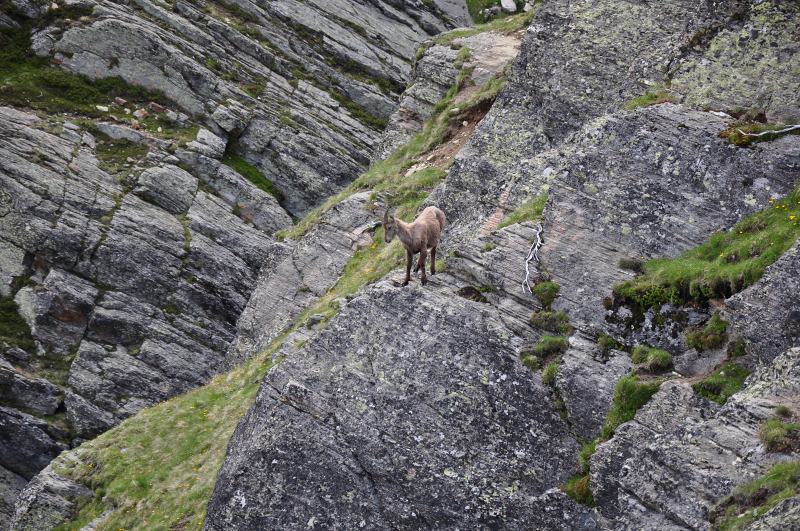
[384,206,446,286]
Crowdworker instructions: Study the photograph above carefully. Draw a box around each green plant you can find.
[760,418,800,453]
[686,314,728,352]
[613,185,800,309]
[631,345,672,372]
[222,152,284,203]
[530,311,572,334]
[481,243,495,252]
[775,405,792,418]
[94,136,149,174]
[533,335,568,360]
[532,280,560,311]
[692,362,750,404]
[599,375,661,440]
[520,352,541,371]
[438,6,536,42]
[497,193,548,229]
[561,474,595,506]
[618,257,644,273]
[710,461,800,531]
[623,89,675,111]
[0,295,35,353]
[541,356,563,386]
[597,333,621,355]
[726,339,747,358]
[720,123,800,147]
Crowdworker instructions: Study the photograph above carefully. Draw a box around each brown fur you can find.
[384,206,446,286]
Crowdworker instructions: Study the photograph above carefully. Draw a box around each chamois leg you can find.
[430,246,437,275]
[403,249,413,286]
[418,249,428,285]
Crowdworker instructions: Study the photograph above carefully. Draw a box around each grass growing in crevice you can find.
[720,123,800,147]
[531,280,559,311]
[597,333,623,355]
[685,313,728,352]
[278,60,507,241]
[0,17,169,117]
[529,310,572,334]
[0,294,36,353]
[562,375,661,505]
[631,345,672,373]
[222,151,284,203]
[623,89,675,111]
[710,461,800,531]
[496,193,548,230]
[94,135,150,175]
[613,185,800,309]
[692,362,750,404]
[759,415,800,453]
[53,338,286,530]
[436,7,536,45]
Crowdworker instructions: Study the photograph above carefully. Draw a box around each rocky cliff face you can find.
[6,0,800,530]
[0,0,466,525]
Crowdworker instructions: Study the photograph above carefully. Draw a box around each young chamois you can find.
[384,206,446,286]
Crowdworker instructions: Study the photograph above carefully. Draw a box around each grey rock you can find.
[726,241,800,364]
[0,466,26,530]
[591,348,800,529]
[134,165,198,214]
[743,496,800,531]
[554,337,633,438]
[187,129,226,160]
[14,268,97,357]
[10,462,92,531]
[526,488,598,530]
[500,0,517,14]
[0,365,60,416]
[0,407,65,480]
[206,283,578,530]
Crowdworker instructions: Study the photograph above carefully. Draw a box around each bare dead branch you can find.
[736,124,800,138]
[522,222,544,295]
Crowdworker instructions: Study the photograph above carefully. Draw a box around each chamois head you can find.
[383,209,397,243]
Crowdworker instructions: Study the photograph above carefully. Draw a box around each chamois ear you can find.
[382,208,391,226]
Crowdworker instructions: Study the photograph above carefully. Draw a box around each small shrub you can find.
[541,357,562,386]
[686,313,728,352]
[520,353,541,371]
[631,345,672,372]
[727,338,747,358]
[692,362,750,404]
[775,405,793,418]
[599,375,661,440]
[760,418,800,453]
[530,311,572,334]
[532,280,560,311]
[533,335,568,359]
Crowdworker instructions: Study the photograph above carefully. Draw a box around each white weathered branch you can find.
[736,124,800,138]
[522,222,544,295]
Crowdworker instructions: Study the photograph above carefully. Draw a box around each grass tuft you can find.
[760,417,800,453]
[599,375,661,441]
[541,355,563,385]
[685,313,728,352]
[631,345,672,372]
[222,152,284,203]
[720,123,800,147]
[692,362,750,404]
[529,310,572,334]
[613,185,800,309]
[531,280,559,311]
[710,461,800,531]
[623,89,675,111]
[497,193,548,230]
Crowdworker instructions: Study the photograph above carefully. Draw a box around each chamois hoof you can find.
[402,279,410,287]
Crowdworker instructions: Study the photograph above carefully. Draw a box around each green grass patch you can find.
[222,152,284,203]
[613,185,800,309]
[631,345,672,372]
[94,135,149,175]
[561,474,595,506]
[530,310,572,334]
[0,20,168,117]
[597,333,622,355]
[53,342,285,530]
[329,88,388,129]
[534,335,568,360]
[760,417,800,453]
[541,354,563,385]
[710,461,800,531]
[692,362,750,404]
[0,295,35,353]
[531,280,559,311]
[685,313,728,352]
[623,89,675,111]
[720,123,800,147]
[599,375,661,441]
[497,193,547,230]
[436,8,536,44]
[278,62,506,241]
